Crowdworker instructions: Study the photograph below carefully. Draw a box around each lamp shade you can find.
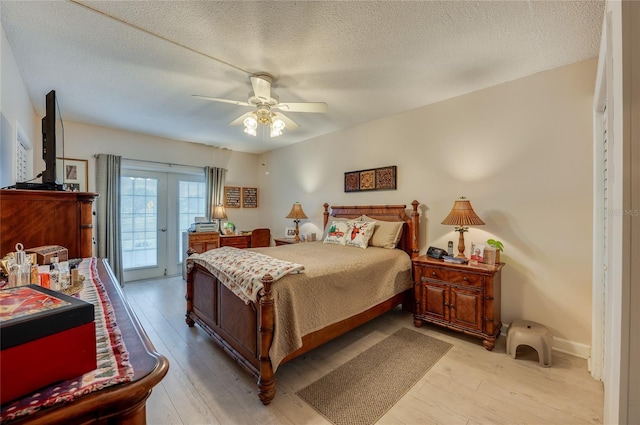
[441,197,485,227]
[285,202,308,221]
[212,204,227,220]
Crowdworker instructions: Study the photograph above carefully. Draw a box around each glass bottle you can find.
[8,243,31,287]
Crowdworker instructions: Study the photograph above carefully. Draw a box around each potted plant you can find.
[487,239,504,264]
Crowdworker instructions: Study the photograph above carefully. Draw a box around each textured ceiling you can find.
[1,1,604,154]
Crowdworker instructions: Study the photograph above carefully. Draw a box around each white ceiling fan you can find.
[193,73,328,137]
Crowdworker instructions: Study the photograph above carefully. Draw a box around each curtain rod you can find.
[93,154,191,168]
[93,154,228,171]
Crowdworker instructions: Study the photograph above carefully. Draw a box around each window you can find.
[16,125,32,182]
[178,180,206,255]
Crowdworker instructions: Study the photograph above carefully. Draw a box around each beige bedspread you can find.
[249,241,412,372]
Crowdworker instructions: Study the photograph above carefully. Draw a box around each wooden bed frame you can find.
[185,201,420,404]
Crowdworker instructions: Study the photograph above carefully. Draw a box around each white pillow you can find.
[361,215,404,249]
[323,221,350,245]
[345,221,376,249]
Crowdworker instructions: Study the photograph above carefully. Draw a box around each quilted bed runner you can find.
[188,246,305,303]
[1,257,134,422]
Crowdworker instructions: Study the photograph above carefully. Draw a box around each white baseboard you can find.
[552,336,591,359]
[501,324,591,359]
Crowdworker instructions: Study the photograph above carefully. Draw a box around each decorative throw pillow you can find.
[323,221,350,245]
[345,221,376,249]
[361,215,404,249]
[322,216,361,240]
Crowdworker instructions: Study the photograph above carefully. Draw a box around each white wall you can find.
[259,59,598,354]
[0,23,36,188]
[58,121,262,229]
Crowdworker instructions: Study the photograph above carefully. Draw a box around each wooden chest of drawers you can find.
[412,255,503,350]
[187,232,220,254]
[220,234,251,249]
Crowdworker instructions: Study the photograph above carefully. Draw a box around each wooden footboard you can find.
[185,261,277,403]
[185,200,420,405]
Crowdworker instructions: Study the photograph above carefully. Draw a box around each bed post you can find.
[185,252,195,326]
[410,200,420,259]
[323,202,330,229]
[258,273,276,405]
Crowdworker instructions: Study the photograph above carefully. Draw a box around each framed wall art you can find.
[56,158,88,192]
[224,186,241,208]
[344,165,397,192]
[242,187,258,208]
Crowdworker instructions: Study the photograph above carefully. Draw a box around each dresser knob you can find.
[431,272,436,276]
[463,276,468,281]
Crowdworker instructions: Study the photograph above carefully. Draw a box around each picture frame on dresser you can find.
[285,227,296,238]
[56,158,87,192]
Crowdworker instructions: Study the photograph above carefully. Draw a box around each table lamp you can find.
[212,204,227,233]
[285,202,308,242]
[441,197,485,259]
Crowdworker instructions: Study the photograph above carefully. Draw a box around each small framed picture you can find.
[56,158,88,192]
[285,227,296,238]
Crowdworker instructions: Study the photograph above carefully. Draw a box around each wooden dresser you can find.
[220,234,251,249]
[187,231,220,254]
[4,259,169,424]
[412,255,503,350]
[0,189,98,258]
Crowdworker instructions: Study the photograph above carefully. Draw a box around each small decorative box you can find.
[0,284,96,403]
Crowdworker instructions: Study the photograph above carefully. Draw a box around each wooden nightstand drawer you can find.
[415,265,449,282]
[274,238,298,246]
[450,271,484,287]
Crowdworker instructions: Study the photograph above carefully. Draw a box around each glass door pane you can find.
[121,170,167,281]
[122,177,157,267]
[178,179,206,257]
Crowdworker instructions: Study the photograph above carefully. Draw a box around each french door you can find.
[121,168,205,282]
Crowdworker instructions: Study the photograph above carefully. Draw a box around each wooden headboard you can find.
[322,201,420,259]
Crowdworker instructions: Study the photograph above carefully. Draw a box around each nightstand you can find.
[412,255,503,350]
[274,238,298,246]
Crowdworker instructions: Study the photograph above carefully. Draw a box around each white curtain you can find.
[205,166,226,221]
[96,154,123,285]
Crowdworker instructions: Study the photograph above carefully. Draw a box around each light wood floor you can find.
[123,276,604,425]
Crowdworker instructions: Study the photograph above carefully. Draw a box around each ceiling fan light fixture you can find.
[198,72,324,138]
[243,114,258,136]
[272,117,285,131]
[243,115,258,129]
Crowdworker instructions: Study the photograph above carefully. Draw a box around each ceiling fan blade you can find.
[275,102,328,113]
[272,112,300,130]
[229,111,255,126]
[250,75,271,102]
[192,95,251,107]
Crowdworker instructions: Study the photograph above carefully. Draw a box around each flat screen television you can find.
[16,90,64,190]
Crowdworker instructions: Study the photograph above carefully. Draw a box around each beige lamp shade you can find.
[441,197,484,259]
[441,198,485,227]
[212,204,227,220]
[285,202,307,242]
[285,202,308,221]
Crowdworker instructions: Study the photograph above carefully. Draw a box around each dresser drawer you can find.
[450,271,485,287]
[415,265,449,282]
[220,235,251,249]
[190,233,219,244]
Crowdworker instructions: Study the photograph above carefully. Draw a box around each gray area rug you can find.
[295,327,453,425]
